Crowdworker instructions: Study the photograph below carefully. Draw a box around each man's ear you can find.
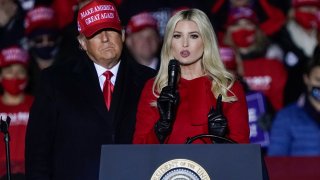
[77,35,87,51]
[121,29,125,43]
[125,35,132,49]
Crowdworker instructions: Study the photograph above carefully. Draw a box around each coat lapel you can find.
[109,59,137,128]
[73,54,110,123]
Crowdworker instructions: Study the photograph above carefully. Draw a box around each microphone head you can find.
[168,59,180,71]
[168,59,180,88]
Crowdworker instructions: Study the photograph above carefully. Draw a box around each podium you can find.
[99,144,264,180]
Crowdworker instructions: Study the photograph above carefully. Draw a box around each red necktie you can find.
[103,71,114,110]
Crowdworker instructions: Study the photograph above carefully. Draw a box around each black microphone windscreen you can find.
[168,59,180,88]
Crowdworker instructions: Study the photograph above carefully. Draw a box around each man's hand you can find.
[154,86,179,143]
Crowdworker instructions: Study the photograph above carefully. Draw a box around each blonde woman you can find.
[133,9,249,144]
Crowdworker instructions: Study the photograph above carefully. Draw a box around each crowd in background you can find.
[1,0,320,178]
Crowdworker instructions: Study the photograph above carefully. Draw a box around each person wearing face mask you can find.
[211,0,286,38]
[223,6,287,112]
[272,0,320,105]
[24,5,61,94]
[0,46,33,179]
[25,5,60,70]
[268,50,320,156]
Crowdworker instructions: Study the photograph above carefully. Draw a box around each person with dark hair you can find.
[23,5,61,94]
[24,5,60,70]
[25,0,155,179]
[268,49,320,156]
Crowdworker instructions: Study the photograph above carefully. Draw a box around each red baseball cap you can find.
[0,46,29,67]
[126,12,158,35]
[292,0,320,8]
[24,6,58,36]
[77,0,122,38]
[226,7,259,26]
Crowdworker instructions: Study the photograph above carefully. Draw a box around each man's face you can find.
[126,28,160,62]
[79,30,124,69]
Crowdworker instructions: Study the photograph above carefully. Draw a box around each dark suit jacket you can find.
[25,51,155,180]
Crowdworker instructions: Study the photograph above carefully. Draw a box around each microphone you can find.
[168,59,180,91]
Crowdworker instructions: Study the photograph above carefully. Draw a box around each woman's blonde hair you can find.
[153,8,237,102]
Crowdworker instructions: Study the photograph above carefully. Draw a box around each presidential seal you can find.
[151,159,210,180]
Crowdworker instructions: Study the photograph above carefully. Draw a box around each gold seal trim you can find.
[151,159,211,180]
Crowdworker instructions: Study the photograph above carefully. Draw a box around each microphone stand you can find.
[0,116,11,180]
[185,134,236,144]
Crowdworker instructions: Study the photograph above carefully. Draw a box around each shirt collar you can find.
[94,60,121,85]
[148,57,159,70]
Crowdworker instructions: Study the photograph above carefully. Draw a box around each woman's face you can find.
[171,20,204,70]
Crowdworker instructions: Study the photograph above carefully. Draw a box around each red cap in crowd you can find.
[77,0,122,38]
[219,45,237,71]
[25,6,58,36]
[0,46,29,67]
[126,12,158,35]
[226,7,259,26]
[292,0,320,8]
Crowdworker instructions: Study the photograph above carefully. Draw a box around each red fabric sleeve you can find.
[133,79,160,144]
[267,59,288,111]
[133,79,250,144]
[258,0,286,36]
[224,81,250,143]
[52,0,78,29]
[211,0,227,14]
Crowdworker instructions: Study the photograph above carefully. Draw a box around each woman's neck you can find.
[181,67,205,80]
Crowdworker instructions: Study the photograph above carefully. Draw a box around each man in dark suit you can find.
[25,1,155,179]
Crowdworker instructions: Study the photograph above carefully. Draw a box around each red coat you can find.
[133,76,250,144]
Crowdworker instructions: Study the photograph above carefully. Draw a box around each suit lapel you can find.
[110,59,136,128]
[73,54,110,123]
